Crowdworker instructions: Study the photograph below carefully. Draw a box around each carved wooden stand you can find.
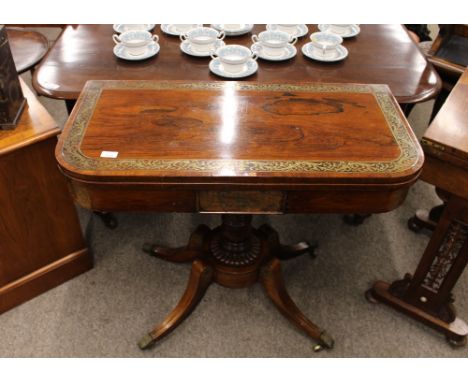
[138,214,333,351]
[367,194,468,346]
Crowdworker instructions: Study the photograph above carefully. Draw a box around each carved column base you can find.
[367,193,468,347]
[139,214,329,351]
[366,280,468,347]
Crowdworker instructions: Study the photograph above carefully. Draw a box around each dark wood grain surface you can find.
[33,24,440,104]
[0,79,91,314]
[6,27,49,74]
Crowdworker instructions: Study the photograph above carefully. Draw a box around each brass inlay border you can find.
[61,81,421,175]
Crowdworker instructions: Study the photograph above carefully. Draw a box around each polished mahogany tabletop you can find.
[34,24,440,104]
[6,28,49,74]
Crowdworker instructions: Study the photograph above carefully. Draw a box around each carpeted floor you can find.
[0,27,466,357]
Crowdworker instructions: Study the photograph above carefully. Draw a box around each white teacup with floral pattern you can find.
[211,44,257,73]
[251,30,297,57]
[309,32,343,58]
[113,30,159,56]
[180,27,225,53]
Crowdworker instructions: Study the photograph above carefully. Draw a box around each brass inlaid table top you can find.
[57,80,423,187]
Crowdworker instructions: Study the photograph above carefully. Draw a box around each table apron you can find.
[68,179,412,214]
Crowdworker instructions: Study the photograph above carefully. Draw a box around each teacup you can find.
[274,24,300,34]
[211,44,257,73]
[114,24,152,32]
[113,30,158,56]
[251,30,297,57]
[327,24,353,35]
[173,24,199,33]
[309,32,343,58]
[180,27,225,53]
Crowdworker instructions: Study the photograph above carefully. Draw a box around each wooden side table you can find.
[0,79,92,314]
[367,68,468,347]
[56,80,423,351]
[6,27,49,74]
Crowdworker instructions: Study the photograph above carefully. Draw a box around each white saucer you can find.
[251,42,297,61]
[113,42,160,61]
[113,24,155,33]
[211,24,254,36]
[266,24,308,38]
[180,40,225,57]
[318,24,360,38]
[302,42,348,62]
[209,58,258,78]
[161,24,203,36]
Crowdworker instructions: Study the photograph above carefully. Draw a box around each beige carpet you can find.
[0,26,466,357]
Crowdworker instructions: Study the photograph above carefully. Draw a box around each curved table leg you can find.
[260,258,334,351]
[142,224,210,263]
[258,224,317,261]
[138,259,214,350]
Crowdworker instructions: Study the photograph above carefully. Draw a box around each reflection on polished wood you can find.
[368,68,468,347]
[33,24,440,105]
[56,80,423,350]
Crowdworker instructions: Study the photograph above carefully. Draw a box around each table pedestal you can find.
[367,193,468,346]
[138,214,334,351]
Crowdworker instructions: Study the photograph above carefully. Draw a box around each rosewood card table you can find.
[367,68,468,347]
[56,80,423,350]
[33,24,440,110]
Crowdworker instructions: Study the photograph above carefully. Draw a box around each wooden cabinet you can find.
[0,79,92,314]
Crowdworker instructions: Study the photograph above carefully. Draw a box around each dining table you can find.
[32,24,441,112]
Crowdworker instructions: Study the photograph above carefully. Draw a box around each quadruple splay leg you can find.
[138,259,214,350]
[140,215,331,351]
[260,258,334,351]
[142,224,210,263]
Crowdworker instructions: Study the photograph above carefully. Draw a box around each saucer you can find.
[113,24,155,33]
[209,58,258,78]
[211,24,254,36]
[318,24,360,38]
[266,24,308,38]
[161,24,203,36]
[302,42,348,62]
[180,39,225,57]
[251,42,296,61]
[113,42,160,61]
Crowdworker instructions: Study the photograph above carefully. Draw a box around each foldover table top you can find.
[56,80,423,188]
[34,24,440,104]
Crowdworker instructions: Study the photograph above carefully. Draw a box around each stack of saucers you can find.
[161,24,203,36]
